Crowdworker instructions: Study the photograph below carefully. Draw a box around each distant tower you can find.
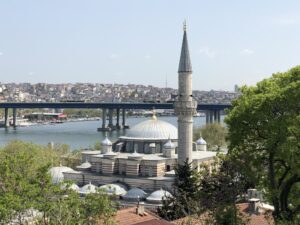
[174,22,197,164]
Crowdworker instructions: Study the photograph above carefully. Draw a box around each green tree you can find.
[94,141,102,150]
[198,156,248,225]
[194,123,227,150]
[82,192,116,225]
[225,66,300,222]
[158,160,200,220]
[0,141,116,225]
[0,142,52,223]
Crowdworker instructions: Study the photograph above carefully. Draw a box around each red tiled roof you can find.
[173,203,274,225]
[135,219,174,225]
[238,203,274,225]
[115,207,173,225]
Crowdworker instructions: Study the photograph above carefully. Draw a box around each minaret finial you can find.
[152,108,157,120]
[183,20,187,32]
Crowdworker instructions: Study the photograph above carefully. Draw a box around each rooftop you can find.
[115,207,172,225]
[87,151,216,161]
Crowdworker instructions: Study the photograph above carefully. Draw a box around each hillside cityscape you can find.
[0,82,239,104]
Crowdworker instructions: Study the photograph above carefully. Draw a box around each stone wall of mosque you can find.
[88,156,170,178]
[63,171,174,192]
[126,160,140,176]
[90,157,102,173]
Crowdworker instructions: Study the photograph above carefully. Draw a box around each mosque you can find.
[50,23,218,204]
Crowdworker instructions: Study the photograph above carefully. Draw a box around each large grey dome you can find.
[79,182,97,195]
[99,183,127,196]
[121,117,177,140]
[146,189,173,203]
[122,188,147,201]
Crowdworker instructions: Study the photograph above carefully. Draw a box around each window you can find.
[166,165,171,172]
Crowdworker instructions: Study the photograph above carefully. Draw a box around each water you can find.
[0,116,209,150]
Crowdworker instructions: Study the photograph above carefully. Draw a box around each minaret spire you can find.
[178,21,192,73]
[174,22,197,165]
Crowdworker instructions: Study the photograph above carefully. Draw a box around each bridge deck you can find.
[0,102,230,111]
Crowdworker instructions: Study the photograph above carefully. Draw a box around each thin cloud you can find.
[241,49,254,55]
[0,52,3,56]
[199,47,216,58]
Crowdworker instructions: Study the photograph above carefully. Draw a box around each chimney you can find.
[136,201,145,216]
[248,198,260,214]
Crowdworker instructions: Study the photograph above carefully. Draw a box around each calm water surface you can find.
[0,116,212,150]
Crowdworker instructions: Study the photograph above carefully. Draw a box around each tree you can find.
[225,66,300,222]
[194,123,227,150]
[82,192,116,225]
[0,141,116,225]
[0,142,53,224]
[94,141,102,150]
[158,160,200,221]
[198,156,248,225]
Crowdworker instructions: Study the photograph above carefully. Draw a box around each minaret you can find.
[174,22,197,164]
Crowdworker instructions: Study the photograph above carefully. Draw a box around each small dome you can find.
[102,136,112,146]
[122,117,178,140]
[61,183,80,191]
[99,183,127,196]
[146,189,173,203]
[196,137,207,145]
[122,188,147,201]
[77,159,91,169]
[79,182,97,195]
[48,165,74,184]
[163,138,175,149]
[128,151,143,160]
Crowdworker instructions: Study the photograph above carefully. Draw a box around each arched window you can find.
[166,165,171,172]
[134,143,139,153]
[138,165,142,176]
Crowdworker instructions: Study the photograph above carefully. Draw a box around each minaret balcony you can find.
[174,100,197,116]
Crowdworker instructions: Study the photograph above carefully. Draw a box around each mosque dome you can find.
[76,159,92,170]
[196,137,207,145]
[128,151,143,160]
[102,136,112,146]
[146,189,173,203]
[121,116,177,140]
[61,183,80,191]
[99,183,127,196]
[163,138,175,149]
[122,188,147,201]
[48,165,74,184]
[79,182,98,195]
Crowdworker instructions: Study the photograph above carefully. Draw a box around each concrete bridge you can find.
[0,102,230,130]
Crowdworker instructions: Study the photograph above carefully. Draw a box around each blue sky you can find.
[0,0,299,91]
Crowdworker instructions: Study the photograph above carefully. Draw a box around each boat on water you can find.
[0,118,36,127]
[12,119,35,127]
[194,112,205,117]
